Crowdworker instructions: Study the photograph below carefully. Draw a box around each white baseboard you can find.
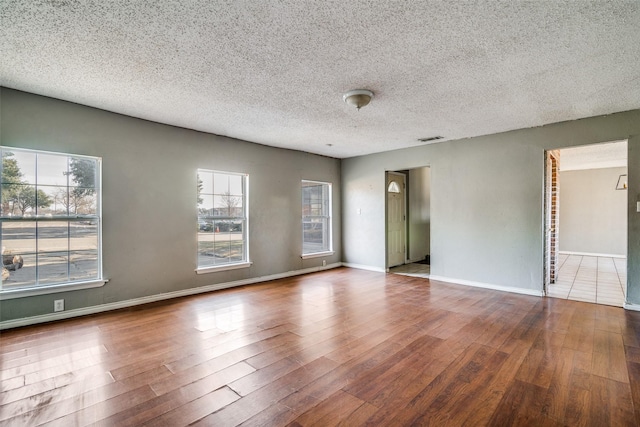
[624,302,640,311]
[341,263,386,273]
[428,275,544,297]
[558,251,626,259]
[0,263,343,330]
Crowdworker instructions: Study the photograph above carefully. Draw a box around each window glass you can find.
[1,147,102,291]
[197,170,248,269]
[302,180,332,255]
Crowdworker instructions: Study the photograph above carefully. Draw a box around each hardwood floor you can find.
[1,267,639,426]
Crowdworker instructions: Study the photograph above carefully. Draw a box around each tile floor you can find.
[547,254,626,307]
[389,262,430,278]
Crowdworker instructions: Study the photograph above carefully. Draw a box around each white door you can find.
[387,172,406,267]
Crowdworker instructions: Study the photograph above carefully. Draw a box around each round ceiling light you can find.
[343,89,374,110]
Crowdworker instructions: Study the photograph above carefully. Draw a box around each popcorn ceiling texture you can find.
[1,1,639,158]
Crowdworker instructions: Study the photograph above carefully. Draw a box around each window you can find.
[197,170,249,271]
[0,147,102,293]
[302,180,332,257]
[388,180,401,193]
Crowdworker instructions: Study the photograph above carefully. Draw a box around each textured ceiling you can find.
[1,1,639,158]
[560,140,627,171]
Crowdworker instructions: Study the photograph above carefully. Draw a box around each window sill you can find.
[196,262,252,274]
[301,251,335,260]
[0,279,109,300]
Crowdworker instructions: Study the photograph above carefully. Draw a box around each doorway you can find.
[544,140,628,306]
[386,171,406,268]
[387,167,431,277]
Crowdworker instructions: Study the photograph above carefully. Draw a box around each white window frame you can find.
[196,169,251,274]
[0,147,105,300]
[301,180,333,259]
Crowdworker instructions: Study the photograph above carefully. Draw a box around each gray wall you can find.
[408,167,430,262]
[342,110,640,301]
[0,88,342,322]
[559,167,627,256]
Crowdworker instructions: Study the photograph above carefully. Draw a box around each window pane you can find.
[303,218,329,253]
[213,173,229,194]
[37,251,69,285]
[2,150,25,185]
[2,221,36,254]
[38,221,69,253]
[69,250,98,282]
[4,183,38,217]
[229,220,244,261]
[70,220,98,251]
[2,253,36,288]
[229,175,243,196]
[37,153,68,186]
[1,221,35,288]
[69,220,98,281]
[199,194,214,215]
[39,186,69,216]
[213,239,231,264]
[3,150,36,186]
[70,190,97,216]
[68,157,97,189]
[198,229,215,267]
[199,171,213,194]
[213,195,231,216]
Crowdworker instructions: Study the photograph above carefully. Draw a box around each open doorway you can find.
[545,140,627,306]
[387,167,431,278]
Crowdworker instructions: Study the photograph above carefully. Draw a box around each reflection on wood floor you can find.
[1,267,639,426]
[389,262,430,278]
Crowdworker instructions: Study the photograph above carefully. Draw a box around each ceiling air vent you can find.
[418,136,444,143]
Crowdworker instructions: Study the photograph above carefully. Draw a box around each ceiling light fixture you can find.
[343,89,374,111]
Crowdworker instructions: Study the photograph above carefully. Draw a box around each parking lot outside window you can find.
[0,147,102,291]
[197,170,248,269]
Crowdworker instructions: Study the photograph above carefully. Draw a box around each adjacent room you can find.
[546,141,628,307]
[2,1,640,426]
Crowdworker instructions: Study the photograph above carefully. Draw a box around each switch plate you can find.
[54,299,64,312]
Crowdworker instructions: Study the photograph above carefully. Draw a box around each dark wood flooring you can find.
[1,267,640,426]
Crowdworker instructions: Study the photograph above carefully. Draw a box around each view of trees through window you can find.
[0,148,101,289]
[302,180,331,255]
[197,170,247,268]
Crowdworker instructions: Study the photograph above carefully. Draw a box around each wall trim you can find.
[558,251,626,259]
[428,275,544,297]
[624,302,640,312]
[0,263,342,330]
[341,263,386,273]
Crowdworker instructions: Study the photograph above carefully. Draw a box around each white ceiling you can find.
[1,1,639,158]
[560,140,627,171]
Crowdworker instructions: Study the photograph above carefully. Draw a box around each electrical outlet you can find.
[322,260,327,266]
[54,299,64,312]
